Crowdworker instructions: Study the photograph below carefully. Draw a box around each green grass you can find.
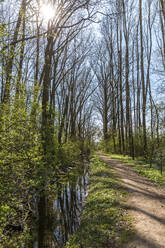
[65,155,134,248]
[104,153,165,187]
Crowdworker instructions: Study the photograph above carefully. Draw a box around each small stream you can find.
[33,161,89,248]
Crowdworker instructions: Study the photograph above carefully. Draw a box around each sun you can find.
[40,3,56,24]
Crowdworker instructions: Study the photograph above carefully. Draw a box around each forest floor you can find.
[99,153,165,248]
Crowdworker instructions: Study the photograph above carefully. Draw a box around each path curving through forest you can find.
[99,153,165,248]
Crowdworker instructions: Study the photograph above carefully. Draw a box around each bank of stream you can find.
[33,160,89,248]
[33,155,134,248]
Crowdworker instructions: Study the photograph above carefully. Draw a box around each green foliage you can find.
[0,96,94,246]
[0,100,42,247]
[97,127,164,159]
[83,138,94,155]
[136,167,165,184]
[66,155,134,248]
[59,140,81,165]
[98,138,113,153]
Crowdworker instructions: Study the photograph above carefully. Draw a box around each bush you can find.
[0,101,42,247]
[59,140,81,165]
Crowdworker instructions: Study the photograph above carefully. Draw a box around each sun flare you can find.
[40,3,56,24]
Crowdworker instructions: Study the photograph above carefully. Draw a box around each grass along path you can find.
[99,153,165,248]
[104,153,165,187]
[66,155,133,248]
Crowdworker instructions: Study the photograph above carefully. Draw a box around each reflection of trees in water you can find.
[37,164,89,248]
[38,194,58,248]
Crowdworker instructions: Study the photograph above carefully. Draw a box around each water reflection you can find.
[34,162,89,248]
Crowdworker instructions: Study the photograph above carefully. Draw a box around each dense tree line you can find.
[95,0,165,161]
[0,0,98,246]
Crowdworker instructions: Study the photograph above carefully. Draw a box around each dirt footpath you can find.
[99,153,165,248]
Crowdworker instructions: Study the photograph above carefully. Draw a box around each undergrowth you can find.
[65,155,134,248]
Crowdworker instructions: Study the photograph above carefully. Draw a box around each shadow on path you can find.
[98,153,165,248]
